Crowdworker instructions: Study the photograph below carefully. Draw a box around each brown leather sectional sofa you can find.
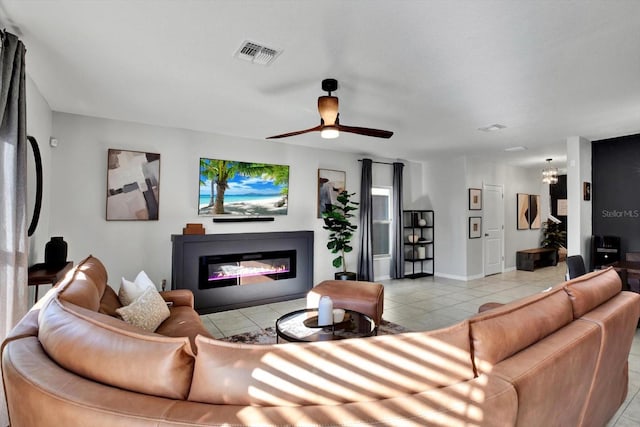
[2,255,639,426]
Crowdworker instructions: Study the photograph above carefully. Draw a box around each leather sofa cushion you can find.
[38,297,195,400]
[563,267,621,318]
[74,255,109,291]
[490,319,601,426]
[57,255,109,311]
[155,305,213,353]
[470,287,573,370]
[188,320,474,406]
[98,284,122,317]
[58,276,102,312]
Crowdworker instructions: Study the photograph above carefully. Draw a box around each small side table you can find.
[28,261,73,303]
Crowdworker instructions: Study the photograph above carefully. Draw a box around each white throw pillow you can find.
[118,270,156,306]
[116,287,170,331]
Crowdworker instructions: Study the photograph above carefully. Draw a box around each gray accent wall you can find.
[592,133,640,255]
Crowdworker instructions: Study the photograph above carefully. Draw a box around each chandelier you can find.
[542,158,558,184]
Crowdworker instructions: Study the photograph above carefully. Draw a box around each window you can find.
[372,187,392,257]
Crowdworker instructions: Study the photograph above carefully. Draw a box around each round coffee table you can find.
[275,308,376,343]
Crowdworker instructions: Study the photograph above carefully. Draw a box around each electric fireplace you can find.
[171,231,313,313]
[199,250,296,288]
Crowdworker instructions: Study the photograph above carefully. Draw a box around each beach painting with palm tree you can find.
[199,158,289,216]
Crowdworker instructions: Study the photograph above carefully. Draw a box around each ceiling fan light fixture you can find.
[321,126,340,139]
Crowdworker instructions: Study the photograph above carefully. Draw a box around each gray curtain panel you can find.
[0,30,28,427]
[357,158,373,281]
[391,162,404,279]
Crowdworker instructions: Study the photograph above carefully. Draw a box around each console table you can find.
[516,248,557,271]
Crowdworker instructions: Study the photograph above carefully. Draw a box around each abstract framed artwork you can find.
[517,193,529,230]
[106,149,160,220]
[529,194,541,229]
[469,188,482,210]
[318,169,346,218]
[469,216,482,239]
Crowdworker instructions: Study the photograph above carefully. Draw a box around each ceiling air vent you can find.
[234,40,281,66]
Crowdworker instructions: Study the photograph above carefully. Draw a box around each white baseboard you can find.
[434,272,474,281]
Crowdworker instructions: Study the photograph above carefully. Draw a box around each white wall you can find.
[26,76,53,263]
[49,113,411,288]
[567,136,592,266]
[25,76,54,302]
[418,156,467,279]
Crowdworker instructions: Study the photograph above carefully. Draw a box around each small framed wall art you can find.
[529,194,541,229]
[583,182,591,201]
[318,169,346,218]
[517,193,529,230]
[469,188,482,210]
[469,216,482,239]
[106,149,160,220]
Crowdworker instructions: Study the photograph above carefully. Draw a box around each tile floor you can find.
[200,262,640,426]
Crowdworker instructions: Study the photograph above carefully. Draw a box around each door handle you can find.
[484,233,489,236]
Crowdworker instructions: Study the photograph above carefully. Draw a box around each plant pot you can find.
[334,271,357,281]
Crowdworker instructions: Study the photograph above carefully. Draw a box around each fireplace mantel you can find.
[171,231,313,314]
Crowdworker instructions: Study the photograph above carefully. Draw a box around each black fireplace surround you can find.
[171,231,313,314]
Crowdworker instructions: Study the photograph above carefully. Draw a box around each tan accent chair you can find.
[307,280,384,325]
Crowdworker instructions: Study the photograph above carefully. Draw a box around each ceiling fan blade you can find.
[266,124,322,139]
[336,123,393,139]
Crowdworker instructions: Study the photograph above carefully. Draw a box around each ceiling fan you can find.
[266,78,393,140]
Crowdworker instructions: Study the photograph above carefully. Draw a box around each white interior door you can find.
[483,184,504,276]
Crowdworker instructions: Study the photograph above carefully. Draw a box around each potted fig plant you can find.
[322,190,358,280]
[541,218,566,262]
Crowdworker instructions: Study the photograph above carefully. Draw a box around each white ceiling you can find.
[3,0,640,169]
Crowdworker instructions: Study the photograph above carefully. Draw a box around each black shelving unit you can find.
[403,210,434,278]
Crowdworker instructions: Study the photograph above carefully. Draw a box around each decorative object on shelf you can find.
[469,188,482,210]
[517,193,530,230]
[542,158,558,184]
[182,223,205,235]
[583,182,591,201]
[469,217,482,239]
[332,308,345,323]
[317,296,333,326]
[317,169,346,218]
[407,234,419,243]
[322,190,358,280]
[44,237,68,268]
[410,212,420,227]
[416,246,426,259]
[198,157,289,218]
[529,194,541,229]
[106,149,160,221]
[418,218,427,227]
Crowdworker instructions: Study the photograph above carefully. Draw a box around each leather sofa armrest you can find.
[159,290,194,308]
